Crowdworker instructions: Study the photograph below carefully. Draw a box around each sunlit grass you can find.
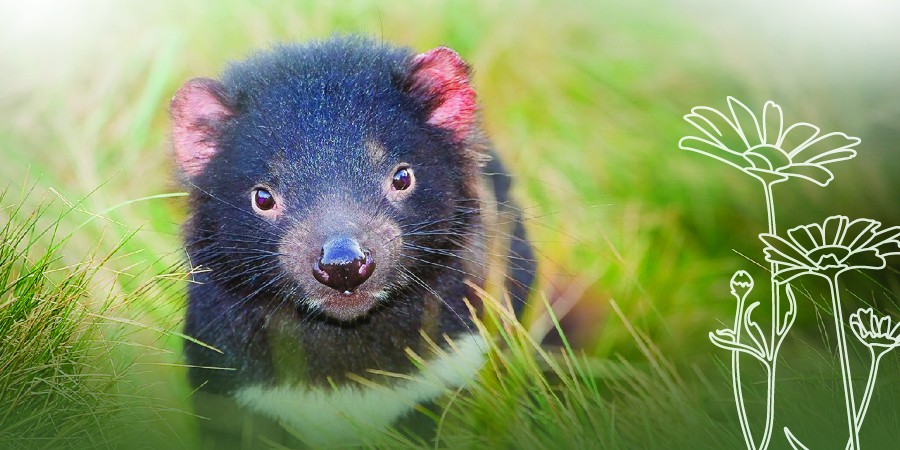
[0,186,203,448]
[413,293,741,450]
[0,188,140,448]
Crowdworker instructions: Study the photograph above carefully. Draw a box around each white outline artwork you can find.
[679,97,900,450]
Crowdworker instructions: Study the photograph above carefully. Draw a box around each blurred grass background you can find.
[0,0,898,448]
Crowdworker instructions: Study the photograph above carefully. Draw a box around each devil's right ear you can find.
[170,78,233,178]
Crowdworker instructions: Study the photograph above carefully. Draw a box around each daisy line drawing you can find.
[679,96,859,188]
[760,215,900,283]
[760,216,900,450]
[680,96,860,236]
[678,97,896,450]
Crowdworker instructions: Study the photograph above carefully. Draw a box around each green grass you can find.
[1,0,898,448]
[346,294,742,450]
[0,191,105,448]
[0,186,208,448]
[0,188,151,448]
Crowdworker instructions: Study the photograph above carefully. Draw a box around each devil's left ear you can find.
[402,46,477,142]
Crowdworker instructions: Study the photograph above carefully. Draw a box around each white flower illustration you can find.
[760,215,900,283]
[680,97,860,186]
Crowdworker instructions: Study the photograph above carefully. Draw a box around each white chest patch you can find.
[234,333,486,446]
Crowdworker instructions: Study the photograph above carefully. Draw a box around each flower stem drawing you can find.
[680,97,900,449]
[828,274,859,450]
[728,271,755,449]
[759,179,779,450]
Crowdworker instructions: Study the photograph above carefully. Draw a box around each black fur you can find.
[177,36,535,445]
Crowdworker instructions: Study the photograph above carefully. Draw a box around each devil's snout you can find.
[312,237,375,293]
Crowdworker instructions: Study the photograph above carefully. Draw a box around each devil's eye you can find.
[391,167,413,191]
[253,188,276,211]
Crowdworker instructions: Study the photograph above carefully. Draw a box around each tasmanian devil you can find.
[170,36,536,447]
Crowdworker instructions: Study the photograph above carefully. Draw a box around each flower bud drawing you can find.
[730,270,754,299]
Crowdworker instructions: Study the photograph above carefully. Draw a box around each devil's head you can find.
[171,38,485,322]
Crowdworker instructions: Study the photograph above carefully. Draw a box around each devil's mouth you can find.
[316,290,380,322]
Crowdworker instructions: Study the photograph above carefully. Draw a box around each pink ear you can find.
[170,78,233,177]
[405,47,477,141]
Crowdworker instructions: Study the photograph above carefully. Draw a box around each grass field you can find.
[1,0,898,448]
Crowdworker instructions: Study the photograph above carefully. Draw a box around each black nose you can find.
[312,237,376,293]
